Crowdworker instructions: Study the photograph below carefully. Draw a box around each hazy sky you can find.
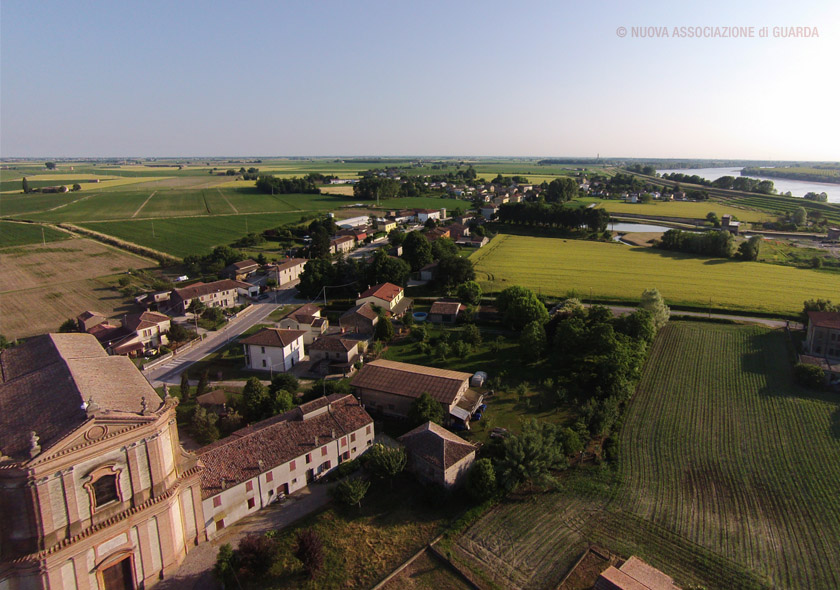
[2,0,838,160]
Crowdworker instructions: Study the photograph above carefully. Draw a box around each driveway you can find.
[155,483,334,590]
[144,284,305,387]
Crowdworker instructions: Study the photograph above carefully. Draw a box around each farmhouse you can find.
[0,334,205,589]
[594,556,681,590]
[267,257,307,287]
[220,259,259,281]
[198,395,373,539]
[428,300,463,324]
[804,311,840,359]
[356,282,412,317]
[416,209,443,223]
[278,304,328,345]
[309,336,361,376]
[330,235,355,254]
[398,421,477,489]
[240,328,306,373]
[169,279,243,314]
[339,302,380,336]
[350,359,483,424]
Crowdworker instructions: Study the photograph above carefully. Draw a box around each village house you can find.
[268,257,308,287]
[239,328,306,373]
[428,300,464,324]
[168,279,244,315]
[419,262,439,282]
[220,259,259,281]
[376,219,397,233]
[445,223,470,241]
[330,235,355,254]
[350,359,483,425]
[76,310,109,332]
[387,210,415,224]
[339,302,380,336]
[424,227,450,242]
[398,422,477,489]
[0,334,205,590]
[720,215,740,235]
[278,304,328,345]
[356,282,412,318]
[480,204,498,220]
[197,395,373,538]
[309,336,361,376]
[804,311,840,359]
[337,228,367,242]
[415,209,443,223]
[108,312,172,356]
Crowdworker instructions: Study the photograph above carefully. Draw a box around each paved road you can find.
[144,284,305,387]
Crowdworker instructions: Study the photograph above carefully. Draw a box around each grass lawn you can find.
[471,233,840,316]
[382,323,574,444]
[0,221,70,247]
[452,322,840,590]
[578,197,773,223]
[255,474,466,589]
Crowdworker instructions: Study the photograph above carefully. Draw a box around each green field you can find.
[579,197,772,223]
[0,221,69,247]
[452,322,840,589]
[471,234,840,315]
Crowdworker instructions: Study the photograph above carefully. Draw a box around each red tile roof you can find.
[351,359,470,404]
[595,556,681,590]
[271,257,308,272]
[239,328,306,348]
[310,336,358,353]
[196,394,372,498]
[358,282,403,303]
[341,302,379,322]
[173,279,242,301]
[123,311,170,332]
[429,301,463,316]
[808,311,840,330]
[398,422,476,470]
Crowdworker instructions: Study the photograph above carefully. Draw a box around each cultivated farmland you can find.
[0,239,156,339]
[471,234,840,315]
[0,221,70,247]
[453,322,840,589]
[580,198,773,223]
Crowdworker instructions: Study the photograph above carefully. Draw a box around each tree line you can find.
[496,201,610,233]
[255,174,321,195]
[656,229,762,261]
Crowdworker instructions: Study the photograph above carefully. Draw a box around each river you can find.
[656,167,840,204]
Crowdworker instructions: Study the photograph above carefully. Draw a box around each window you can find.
[92,474,119,508]
[216,518,225,530]
[350,433,356,442]
[305,453,311,464]
[341,437,347,447]
[213,496,222,508]
[247,498,255,509]
[262,359,267,367]
[321,446,328,456]
[246,481,253,492]
[261,347,265,354]
[366,425,372,435]
[290,460,296,471]
[343,451,350,460]
[266,471,273,483]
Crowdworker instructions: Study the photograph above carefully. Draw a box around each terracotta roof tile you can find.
[239,328,306,348]
[310,336,358,353]
[196,394,371,498]
[351,359,470,404]
[173,279,242,301]
[399,422,476,470]
[341,302,379,321]
[430,301,462,316]
[270,258,308,272]
[808,311,840,330]
[358,282,403,303]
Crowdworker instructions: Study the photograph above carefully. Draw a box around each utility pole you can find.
[152,221,155,238]
[41,227,46,246]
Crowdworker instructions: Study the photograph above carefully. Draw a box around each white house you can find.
[269,258,308,287]
[198,394,374,538]
[356,282,412,317]
[240,328,306,372]
[416,209,443,223]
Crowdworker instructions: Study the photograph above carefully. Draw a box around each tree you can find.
[330,477,370,508]
[270,373,299,395]
[365,443,406,481]
[520,321,547,358]
[546,177,578,202]
[242,376,270,422]
[187,299,206,315]
[295,530,324,580]
[191,406,220,443]
[180,371,191,400]
[462,324,482,346]
[794,363,824,389]
[706,212,720,227]
[213,544,237,586]
[792,206,807,226]
[297,258,335,299]
[424,217,437,230]
[72,183,82,192]
[271,389,294,414]
[408,392,444,426]
[639,288,669,330]
[236,533,277,578]
[309,226,331,259]
[457,281,482,305]
[265,278,277,289]
[196,370,210,397]
[402,231,433,271]
[737,235,762,261]
[202,307,225,324]
[375,317,394,342]
[431,237,458,260]
[613,309,656,345]
[366,248,410,287]
[466,458,497,501]
[45,161,56,170]
[497,419,566,491]
[22,177,30,193]
[388,228,405,246]
[497,286,548,330]
[59,319,77,333]
[437,255,475,288]
[168,323,194,343]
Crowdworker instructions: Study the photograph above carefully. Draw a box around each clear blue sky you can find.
[2,0,838,160]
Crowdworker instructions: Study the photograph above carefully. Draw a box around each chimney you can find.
[314,436,319,447]
[331,429,335,439]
